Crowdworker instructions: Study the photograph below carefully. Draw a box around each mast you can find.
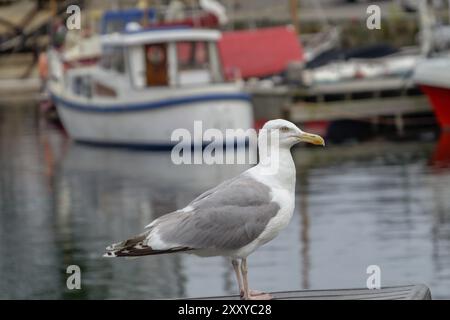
[138,0,150,27]
[448,0,450,26]
[289,0,299,34]
[419,0,433,56]
[50,0,57,17]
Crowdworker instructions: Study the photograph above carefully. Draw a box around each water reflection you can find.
[1,104,450,299]
[55,144,251,299]
[430,132,450,169]
[292,140,450,299]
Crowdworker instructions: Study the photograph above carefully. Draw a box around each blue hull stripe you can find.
[75,139,249,151]
[51,92,251,113]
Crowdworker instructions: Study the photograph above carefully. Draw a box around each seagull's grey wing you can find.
[152,174,280,250]
[189,174,241,205]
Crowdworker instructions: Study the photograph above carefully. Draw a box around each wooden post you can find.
[371,116,379,134]
[229,0,235,30]
[298,172,310,290]
[50,0,57,17]
[289,0,300,34]
[395,113,404,136]
[448,0,450,24]
[418,0,432,56]
[138,0,150,27]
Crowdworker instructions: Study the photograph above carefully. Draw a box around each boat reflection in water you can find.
[430,132,450,168]
[428,133,450,283]
[428,132,450,217]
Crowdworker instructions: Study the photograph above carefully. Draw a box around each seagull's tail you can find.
[103,231,192,258]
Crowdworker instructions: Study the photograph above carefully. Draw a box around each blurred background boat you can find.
[48,25,253,147]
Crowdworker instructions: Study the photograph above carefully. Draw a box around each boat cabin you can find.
[99,27,224,90]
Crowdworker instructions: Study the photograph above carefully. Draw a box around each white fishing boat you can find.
[48,26,253,148]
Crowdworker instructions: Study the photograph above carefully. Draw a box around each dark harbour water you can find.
[1,103,450,299]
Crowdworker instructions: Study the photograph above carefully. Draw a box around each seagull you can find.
[104,119,325,300]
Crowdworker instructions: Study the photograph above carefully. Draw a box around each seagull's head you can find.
[261,119,325,148]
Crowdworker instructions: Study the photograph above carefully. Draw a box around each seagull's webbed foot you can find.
[241,290,273,300]
[240,289,264,297]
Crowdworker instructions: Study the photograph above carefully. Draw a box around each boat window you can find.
[72,76,92,98]
[176,41,213,86]
[101,46,125,73]
[177,42,209,71]
[112,47,125,73]
[175,41,224,86]
[73,76,83,95]
[101,47,112,69]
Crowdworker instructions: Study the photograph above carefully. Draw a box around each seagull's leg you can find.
[240,258,250,299]
[240,258,272,300]
[231,259,244,297]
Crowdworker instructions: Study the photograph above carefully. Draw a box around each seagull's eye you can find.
[280,126,290,132]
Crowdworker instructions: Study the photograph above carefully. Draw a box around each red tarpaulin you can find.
[218,26,304,80]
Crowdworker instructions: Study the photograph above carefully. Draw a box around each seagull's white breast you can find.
[255,186,294,243]
[230,168,296,259]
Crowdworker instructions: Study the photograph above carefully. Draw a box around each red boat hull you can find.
[420,85,450,129]
[431,132,450,169]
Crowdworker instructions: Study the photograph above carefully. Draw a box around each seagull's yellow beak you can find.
[298,132,325,146]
